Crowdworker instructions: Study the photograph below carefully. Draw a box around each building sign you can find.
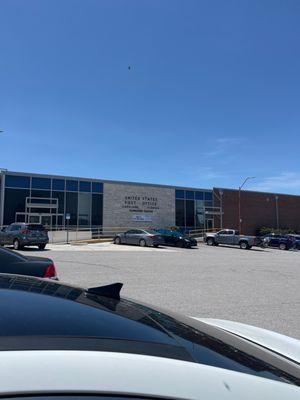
[132,214,153,222]
[103,183,175,228]
[122,195,159,213]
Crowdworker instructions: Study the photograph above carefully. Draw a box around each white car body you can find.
[0,275,299,399]
[195,318,300,363]
[0,350,299,400]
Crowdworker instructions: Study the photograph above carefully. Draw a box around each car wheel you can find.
[13,239,20,250]
[239,241,248,250]
[38,244,46,250]
[279,242,287,250]
[179,241,185,248]
[114,237,121,245]
[153,244,159,248]
[139,239,146,247]
[207,238,214,246]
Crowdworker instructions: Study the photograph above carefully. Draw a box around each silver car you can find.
[114,229,164,247]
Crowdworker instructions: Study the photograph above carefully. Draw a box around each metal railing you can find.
[47,226,149,244]
[188,227,220,238]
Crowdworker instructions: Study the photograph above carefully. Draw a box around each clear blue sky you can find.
[1,0,300,193]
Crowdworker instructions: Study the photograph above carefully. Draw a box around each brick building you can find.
[213,188,300,235]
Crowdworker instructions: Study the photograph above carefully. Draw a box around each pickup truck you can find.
[204,229,257,250]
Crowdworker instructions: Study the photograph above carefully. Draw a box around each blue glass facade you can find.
[175,189,214,230]
[1,174,103,227]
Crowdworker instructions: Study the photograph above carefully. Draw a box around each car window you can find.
[26,224,45,231]
[10,224,21,231]
[126,230,136,234]
[172,231,183,237]
[218,230,226,234]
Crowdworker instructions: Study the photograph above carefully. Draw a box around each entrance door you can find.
[205,219,213,231]
[29,215,40,224]
[41,215,51,228]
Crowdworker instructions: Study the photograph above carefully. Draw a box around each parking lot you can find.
[22,242,300,340]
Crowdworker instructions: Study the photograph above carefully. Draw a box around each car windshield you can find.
[171,231,184,237]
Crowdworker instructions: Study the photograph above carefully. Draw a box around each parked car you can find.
[0,247,57,279]
[0,223,49,250]
[114,229,164,247]
[155,229,197,248]
[287,234,300,250]
[204,229,258,249]
[262,234,295,250]
[0,274,299,399]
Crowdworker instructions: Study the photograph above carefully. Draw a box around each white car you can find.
[0,274,299,400]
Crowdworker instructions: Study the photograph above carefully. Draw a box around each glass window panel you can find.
[79,181,91,192]
[66,180,78,191]
[66,192,78,225]
[186,200,195,227]
[92,194,103,226]
[52,215,63,227]
[3,188,30,225]
[185,190,194,200]
[32,177,51,190]
[205,191,213,201]
[28,191,51,214]
[195,191,204,200]
[78,193,91,226]
[31,190,51,198]
[175,199,185,227]
[52,191,65,214]
[52,179,65,191]
[205,201,213,207]
[175,189,184,199]
[195,200,205,228]
[5,175,30,189]
[92,182,103,193]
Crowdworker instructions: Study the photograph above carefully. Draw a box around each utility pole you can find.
[238,177,255,233]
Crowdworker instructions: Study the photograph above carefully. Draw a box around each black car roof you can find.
[0,274,191,361]
[0,274,299,386]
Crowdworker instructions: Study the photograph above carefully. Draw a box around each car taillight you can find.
[21,229,29,234]
[44,263,57,278]
[148,235,156,238]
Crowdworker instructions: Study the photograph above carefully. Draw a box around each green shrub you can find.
[257,226,296,236]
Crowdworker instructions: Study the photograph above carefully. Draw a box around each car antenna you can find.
[87,282,123,300]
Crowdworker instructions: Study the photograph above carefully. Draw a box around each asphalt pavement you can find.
[22,242,300,339]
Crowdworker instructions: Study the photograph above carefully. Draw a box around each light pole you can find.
[238,176,255,233]
[275,195,279,230]
[219,189,223,229]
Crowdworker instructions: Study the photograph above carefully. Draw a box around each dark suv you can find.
[262,234,294,250]
[0,223,49,250]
